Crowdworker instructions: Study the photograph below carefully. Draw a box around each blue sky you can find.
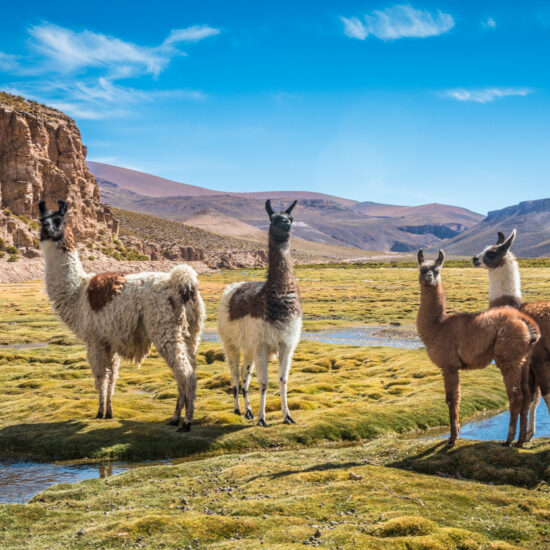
[1,1,549,214]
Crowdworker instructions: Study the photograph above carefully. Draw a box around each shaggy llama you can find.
[39,200,205,432]
[218,199,302,426]
[416,249,540,447]
[473,230,550,441]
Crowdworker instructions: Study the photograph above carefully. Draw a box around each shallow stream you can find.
[0,326,548,504]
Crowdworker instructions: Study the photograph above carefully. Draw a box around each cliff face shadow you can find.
[0,419,248,462]
[389,440,550,488]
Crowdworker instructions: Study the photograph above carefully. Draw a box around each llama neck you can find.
[41,239,86,324]
[266,233,297,294]
[417,283,447,342]
[488,254,521,305]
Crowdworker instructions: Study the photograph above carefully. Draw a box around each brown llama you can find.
[473,230,550,440]
[416,249,540,447]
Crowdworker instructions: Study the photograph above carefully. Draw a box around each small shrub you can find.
[0,238,5,250]
[0,251,5,258]
[88,256,95,261]
[6,245,17,254]
[8,253,18,262]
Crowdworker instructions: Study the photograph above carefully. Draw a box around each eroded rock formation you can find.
[0,92,118,248]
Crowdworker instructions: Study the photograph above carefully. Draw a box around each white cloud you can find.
[443,87,533,103]
[27,23,219,77]
[341,5,454,41]
[482,17,496,29]
[164,25,220,45]
[341,17,368,40]
[0,22,216,120]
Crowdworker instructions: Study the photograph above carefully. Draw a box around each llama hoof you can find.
[513,441,524,448]
[177,423,191,433]
[445,439,455,447]
[94,412,104,419]
[234,408,242,416]
[105,411,113,419]
[257,418,268,427]
[283,415,296,424]
[525,433,534,442]
[245,409,254,420]
[501,441,512,447]
[167,419,180,426]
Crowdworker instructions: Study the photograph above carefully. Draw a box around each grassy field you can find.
[0,266,549,548]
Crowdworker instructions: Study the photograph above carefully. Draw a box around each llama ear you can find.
[58,200,68,216]
[496,232,506,245]
[499,229,516,252]
[265,200,274,217]
[435,249,445,267]
[38,201,47,216]
[285,200,297,215]
[417,249,424,265]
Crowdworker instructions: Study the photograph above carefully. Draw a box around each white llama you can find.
[39,200,205,432]
[473,230,550,441]
[217,200,302,426]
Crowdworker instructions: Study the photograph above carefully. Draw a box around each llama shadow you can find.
[0,419,248,462]
[389,440,550,489]
[246,460,366,483]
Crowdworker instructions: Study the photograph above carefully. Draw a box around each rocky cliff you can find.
[0,92,118,249]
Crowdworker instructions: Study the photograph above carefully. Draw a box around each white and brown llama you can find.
[473,230,550,441]
[218,199,301,426]
[39,200,205,432]
[416,249,540,447]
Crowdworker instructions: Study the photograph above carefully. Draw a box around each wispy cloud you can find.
[341,5,454,41]
[27,23,219,77]
[164,25,220,45]
[482,17,496,29]
[0,22,218,119]
[443,87,533,103]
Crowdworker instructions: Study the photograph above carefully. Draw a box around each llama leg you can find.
[226,347,241,415]
[87,344,110,419]
[526,387,540,442]
[241,354,254,420]
[155,335,196,431]
[278,344,295,424]
[255,349,269,427]
[501,368,523,446]
[442,368,460,446]
[104,353,120,419]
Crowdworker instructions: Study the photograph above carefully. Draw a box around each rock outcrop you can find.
[0,92,118,248]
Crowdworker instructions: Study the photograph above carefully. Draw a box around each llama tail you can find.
[519,313,540,345]
[169,264,199,303]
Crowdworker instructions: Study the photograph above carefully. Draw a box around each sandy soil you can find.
[0,257,211,284]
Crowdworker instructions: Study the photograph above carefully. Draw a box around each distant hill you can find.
[440,199,550,258]
[88,161,356,206]
[90,162,484,252]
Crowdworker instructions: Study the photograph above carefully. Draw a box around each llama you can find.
[39,200,205,432]
[416,249,540,447]
[217,199,302,427]
[473,230,550,441]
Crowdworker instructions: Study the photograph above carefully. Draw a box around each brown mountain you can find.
[440,199,550,258]
[88,161,356,206]
[90,162,484,252]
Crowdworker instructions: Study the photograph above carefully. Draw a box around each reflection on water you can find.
[301,326,422,350]
[443,404,550,441]
[0,461,130,504]
[203,326,422,349]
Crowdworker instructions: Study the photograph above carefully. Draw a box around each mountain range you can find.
[89,161,485,254]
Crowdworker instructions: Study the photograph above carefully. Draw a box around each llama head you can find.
[265,199,297,241]
[417,249,445,287]
[38,200,68,243]
[472,229,516,269]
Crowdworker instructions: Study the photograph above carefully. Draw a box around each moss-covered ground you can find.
[0,266,549,548]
